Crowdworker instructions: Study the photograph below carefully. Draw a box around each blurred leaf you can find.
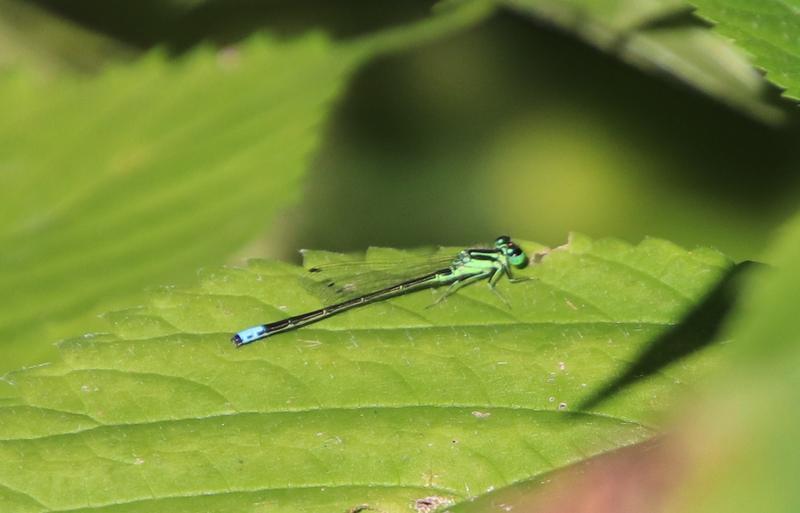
[690,0,800,104]
[0,0,492,373]
[664,212,800,513]
[0,235,733,512]
[503,0,687,30]
[500,0,784,122]
[26,0,457,54]
[0,0,133,73]
[450,437,677,513]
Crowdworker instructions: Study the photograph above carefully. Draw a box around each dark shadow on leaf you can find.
[578,260,764,411]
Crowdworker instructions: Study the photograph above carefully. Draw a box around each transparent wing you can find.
[300,246,460,303]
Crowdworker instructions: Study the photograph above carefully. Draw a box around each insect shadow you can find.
[578,260,763,411]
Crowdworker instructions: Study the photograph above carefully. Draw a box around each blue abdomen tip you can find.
[232,325,268,346]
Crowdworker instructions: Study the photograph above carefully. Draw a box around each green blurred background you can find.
[7,0,799,261]
[2,0,800,372]
[290,11,800,260]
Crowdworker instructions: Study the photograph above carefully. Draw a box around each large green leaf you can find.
[500,0,784,122]
[0,235,732,513]
[0,0,492,373]
[689,0,800,103]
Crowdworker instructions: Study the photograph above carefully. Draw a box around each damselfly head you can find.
[495,235,528,268]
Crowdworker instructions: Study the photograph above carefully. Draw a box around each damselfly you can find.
[231,235,529,347]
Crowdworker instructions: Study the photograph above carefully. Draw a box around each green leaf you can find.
[0,235,733,513]
[689,0,800,103]
[500,0,784,122]
[0,0,493,373]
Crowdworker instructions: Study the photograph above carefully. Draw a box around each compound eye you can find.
[505,243,528,268]
[495,235,511,248]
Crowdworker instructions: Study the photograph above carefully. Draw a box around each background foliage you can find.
[1,0,800,512]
